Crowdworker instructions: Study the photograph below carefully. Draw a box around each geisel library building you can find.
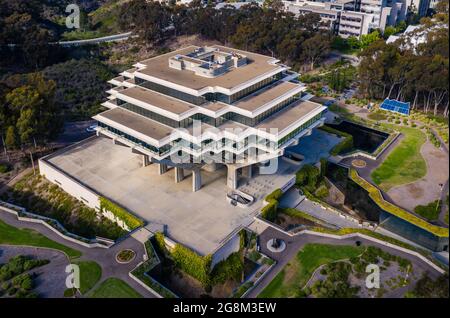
[39,45,326,265]
[96,45,324,191]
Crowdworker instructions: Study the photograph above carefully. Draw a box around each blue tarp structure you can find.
[380,99,410,115]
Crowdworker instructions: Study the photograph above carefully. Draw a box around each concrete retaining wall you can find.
[39,158,100,210]
[256,215,445,274]
[211,232,241,268]
[39,158,131,231]
[0,203,111,249]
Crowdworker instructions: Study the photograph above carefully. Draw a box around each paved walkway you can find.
[247,226,443,298]
[0,209,156,298]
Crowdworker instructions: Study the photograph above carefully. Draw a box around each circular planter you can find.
[266,238,286,253]
[115,249,136,264]
[351,159,367,168]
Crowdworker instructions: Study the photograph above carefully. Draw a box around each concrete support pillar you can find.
[227,165,238,190]
[142,155,150,167]
[175,167,184,183]
[192,169,202,192]
[242,164,253,179]
[158,163,168,175]
[113,138,119,145]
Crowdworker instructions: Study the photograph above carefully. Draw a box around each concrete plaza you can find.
[44,129,340,256]
[46,137,292,255]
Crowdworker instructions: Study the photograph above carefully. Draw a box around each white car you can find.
[86,124,97,133]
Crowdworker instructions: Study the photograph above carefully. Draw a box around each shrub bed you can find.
[414,200,442,221]
[6,173,126,240]
[261,189,283,222]
[99,197,144,230]
[319,125,354,155]
[0,163,11,174]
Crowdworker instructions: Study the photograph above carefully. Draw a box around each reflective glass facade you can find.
[136,72,282,106]
[117,94,301,128]
[380,211,449,252]
[136,77,206,105]
[277,113,323,146]
[97,122,171,156]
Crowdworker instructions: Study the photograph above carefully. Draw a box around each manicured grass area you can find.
[371,125,426,192]
[367,112,387,121]
[258,244,363,298]
[76,261,102,294]
[0,219,81,259]
[88,278,142,298]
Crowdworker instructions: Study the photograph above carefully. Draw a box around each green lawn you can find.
[88,278,142,298]
[0,219,82,259]
[75,261,103,294]
[258,244,363,298]
[371,125,427,192]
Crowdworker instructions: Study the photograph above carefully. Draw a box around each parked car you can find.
[86,124,97,133]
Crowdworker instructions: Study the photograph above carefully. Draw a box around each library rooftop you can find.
[39,45,326,262]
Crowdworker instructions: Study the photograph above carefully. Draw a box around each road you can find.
[247,226,443,298]
[54,120,96,145]
[0,209,157,298]
[57,32,133,47]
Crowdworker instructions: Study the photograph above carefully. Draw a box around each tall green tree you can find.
[302,34,331,70]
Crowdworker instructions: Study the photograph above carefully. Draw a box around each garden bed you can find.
[2,172,126,240]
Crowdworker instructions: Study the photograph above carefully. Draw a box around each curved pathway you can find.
[0,209,156,298]
[247,226,444,298]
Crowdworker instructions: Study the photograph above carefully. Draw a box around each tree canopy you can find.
[358,15,449,116]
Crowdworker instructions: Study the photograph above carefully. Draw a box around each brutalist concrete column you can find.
[226,165,238,190]
[242,164,253,179]
[175,166,184,183]
[158,163,168,175]
[192,168,202,192]
[142,155,150,167]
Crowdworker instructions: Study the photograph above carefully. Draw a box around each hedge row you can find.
[210,252,243,286]
[261,189,283,222]
[171,243,213,287]
[155,232,246,288]
[154,232,212,286]
[280,207,325,225]
[319,125,354,155]
[99,197,144,230]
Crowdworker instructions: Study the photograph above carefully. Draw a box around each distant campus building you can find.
[282,0,431,38]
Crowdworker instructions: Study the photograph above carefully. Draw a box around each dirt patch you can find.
[406,183,424,198]
[388,139,449,211]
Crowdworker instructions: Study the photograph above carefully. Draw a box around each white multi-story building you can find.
[283,0,428,37]
[95,45,326,192]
